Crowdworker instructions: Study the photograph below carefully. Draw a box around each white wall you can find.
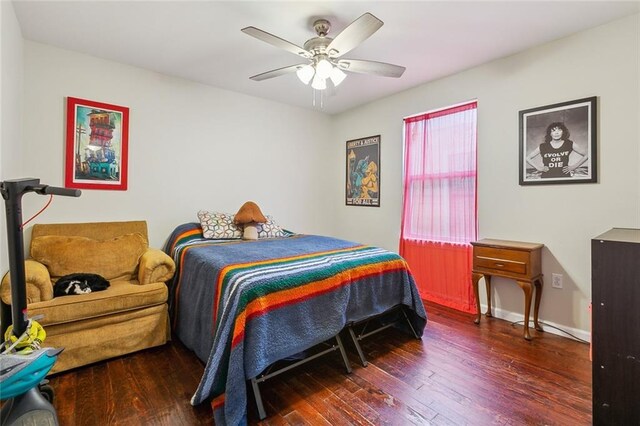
[331,14,640,336]
[20,42,335,248]
[0,1,25,274]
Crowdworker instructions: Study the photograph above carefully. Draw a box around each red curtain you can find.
[400,102,478,313]
[400,239,475,312]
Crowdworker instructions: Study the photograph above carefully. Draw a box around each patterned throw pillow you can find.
[256,216,289,238]
[197,211,242,239]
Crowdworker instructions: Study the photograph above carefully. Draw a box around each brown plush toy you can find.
[234,201,267,240]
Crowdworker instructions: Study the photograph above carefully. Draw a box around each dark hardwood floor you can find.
[48,302,591,425]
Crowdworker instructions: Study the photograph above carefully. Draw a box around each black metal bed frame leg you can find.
[335,333,352,373]
[250,378,267,420]
[347,325,368,367]
[401,307,421,339]
[347,306,422,368]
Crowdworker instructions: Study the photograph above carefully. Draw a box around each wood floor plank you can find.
[270,376,333,425]
[46,301,592,425]
[353,387,431,426]
[287,375,348,424]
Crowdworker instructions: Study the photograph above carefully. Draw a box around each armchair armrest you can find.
[138,248,176,285]
[1,260,53,305]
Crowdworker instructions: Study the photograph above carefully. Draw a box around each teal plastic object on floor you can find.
[0,348,62,400]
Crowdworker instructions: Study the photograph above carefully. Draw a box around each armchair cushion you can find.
[30,233,147,281]
[28,280,168,326]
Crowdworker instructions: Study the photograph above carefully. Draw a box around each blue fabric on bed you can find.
[165,223,427,425]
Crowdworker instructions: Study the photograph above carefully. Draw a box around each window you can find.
[401,102,477,244]
[400,101,478,313]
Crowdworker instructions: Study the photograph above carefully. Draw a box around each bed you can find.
[164,222,427,425]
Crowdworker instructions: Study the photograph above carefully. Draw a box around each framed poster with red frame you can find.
[65,97,129,190]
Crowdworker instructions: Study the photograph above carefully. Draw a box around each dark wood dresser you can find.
[591,228,640,425]
[471,239,544,340]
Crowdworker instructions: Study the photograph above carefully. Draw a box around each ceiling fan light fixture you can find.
[315,59,333,79]
[311,75,327,90]
[329,67,347,87]
[296,64,315,85]
[242,13,405,98]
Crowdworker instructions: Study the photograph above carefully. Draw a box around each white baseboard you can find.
[480,304,591,343]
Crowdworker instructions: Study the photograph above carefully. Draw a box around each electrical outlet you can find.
[552,273,563,289]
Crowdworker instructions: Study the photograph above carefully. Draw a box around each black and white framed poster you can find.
[346,135,380,206]
[519,96,597,185]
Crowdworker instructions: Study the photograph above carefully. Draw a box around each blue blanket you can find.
[165,223,427,425]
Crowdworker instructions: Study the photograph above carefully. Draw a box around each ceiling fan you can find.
[241,13,406,90]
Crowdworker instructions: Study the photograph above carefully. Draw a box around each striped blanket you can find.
[165,223,427,425]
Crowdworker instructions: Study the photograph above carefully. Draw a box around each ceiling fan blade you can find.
[242,27,312,59]
[337,59,406,78]
[249,64,307,81]
[326,13,383,58]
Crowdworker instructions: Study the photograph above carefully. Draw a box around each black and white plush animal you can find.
[53,273,110,297]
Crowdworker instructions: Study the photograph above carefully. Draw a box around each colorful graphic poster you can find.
[346,135,380,207]
[65,97,129,190]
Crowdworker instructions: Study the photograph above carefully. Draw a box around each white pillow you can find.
[197,211,242,239]
[256,216,289,238]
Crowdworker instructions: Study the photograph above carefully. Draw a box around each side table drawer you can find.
[475,255,526,274]
[473,246,530,275]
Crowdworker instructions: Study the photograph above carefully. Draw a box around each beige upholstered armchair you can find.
[0,221,175,374]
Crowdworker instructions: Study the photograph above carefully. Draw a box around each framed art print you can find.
[65,97,129,190]
[346,135,380,207]
[519,96,597,185]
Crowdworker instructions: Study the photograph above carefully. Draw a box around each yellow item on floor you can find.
[2,319,46,354]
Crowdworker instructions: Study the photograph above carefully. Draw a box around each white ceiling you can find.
[12,1,640,115]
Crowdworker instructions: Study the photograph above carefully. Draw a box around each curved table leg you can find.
[533,277,544,332]
[484,275,493,318]
[516,280,533,340]
[472,272,483,325]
